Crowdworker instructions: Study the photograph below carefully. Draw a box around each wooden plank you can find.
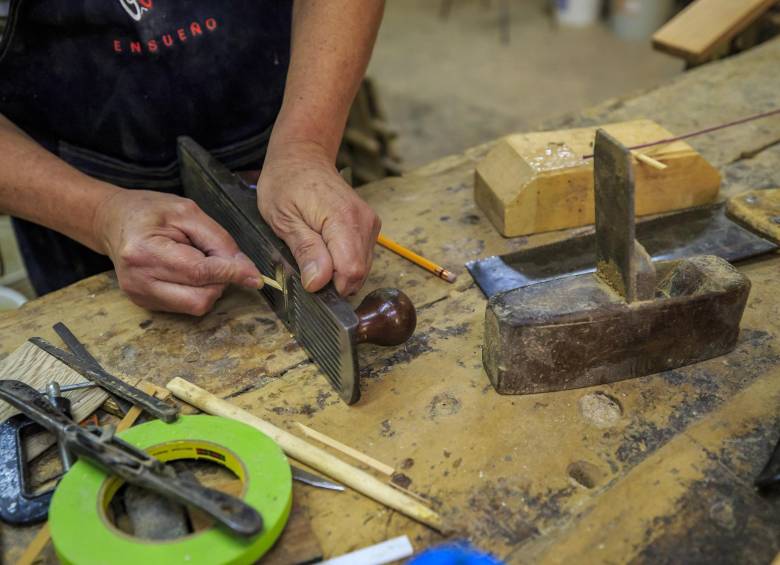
[726,187,780,245]
[652,0,777,63]
[0,341,108,423]
[532,365,780,563]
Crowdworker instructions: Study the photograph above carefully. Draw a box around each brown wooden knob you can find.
[355,288,416,346]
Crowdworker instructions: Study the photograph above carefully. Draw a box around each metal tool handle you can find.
[0,380,263,537]
[65,427,264,537]
[52,323,102,369]
[29,337,179,423]
[0,380,75,432]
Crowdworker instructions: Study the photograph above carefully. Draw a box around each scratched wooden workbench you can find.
[3,39,780,564]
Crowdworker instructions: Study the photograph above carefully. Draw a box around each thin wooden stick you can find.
[259,275,283,292]
[632,151,668,170]
[296,422,394,477]
[166,377,446,532]
[17,524,50,565]
[582,107,780,159]
[117,382,161,432]
[388,481,431,506]
[377,233,457,283]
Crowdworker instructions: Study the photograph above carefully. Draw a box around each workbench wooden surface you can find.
[2,39,780,564]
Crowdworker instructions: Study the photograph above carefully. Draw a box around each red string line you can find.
[581,107,780,159]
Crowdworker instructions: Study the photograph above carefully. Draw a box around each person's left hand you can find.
[257,140,381,296]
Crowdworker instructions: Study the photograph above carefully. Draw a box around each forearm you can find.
[0,114,120,253]
[268,0,385,161]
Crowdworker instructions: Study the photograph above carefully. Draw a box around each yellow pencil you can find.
[377,234,457,283]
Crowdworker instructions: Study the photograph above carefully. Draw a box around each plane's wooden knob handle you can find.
[355,289,416,346]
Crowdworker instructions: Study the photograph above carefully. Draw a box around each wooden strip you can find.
[16,523,50,565]
[632,151,667,170]
[296,422,395,477]
[652,0,776,63]
[116,382,159,432]
[388,481,431,506]
[166,377,447,532]
[259,275,283,291]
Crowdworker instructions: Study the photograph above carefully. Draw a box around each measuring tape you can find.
[49,415,292,565]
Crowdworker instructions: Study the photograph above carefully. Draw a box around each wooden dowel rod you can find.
[259,275,283,292]
[166,377,446,532]
[296,422,395,477]
[632,151,667,170]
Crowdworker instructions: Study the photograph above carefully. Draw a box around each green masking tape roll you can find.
[49,415,292,565]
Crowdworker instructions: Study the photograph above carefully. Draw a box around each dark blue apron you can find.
[0,0,292,294]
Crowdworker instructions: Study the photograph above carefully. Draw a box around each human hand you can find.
[257,141,381,296]
[94,189,261,315]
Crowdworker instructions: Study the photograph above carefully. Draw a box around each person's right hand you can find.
[93,189,262,315]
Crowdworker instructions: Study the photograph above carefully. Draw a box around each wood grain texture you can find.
[726,187,780,245]
[474,119,721,237]
[652,0,776,63]
[484,256,751,394]
[2,39,780,564]
[186,481,323,565]
[296,422,395,476]
[166,378,445,532]
[0,341,108,423]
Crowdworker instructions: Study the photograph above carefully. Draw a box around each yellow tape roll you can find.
[49,415,292,565]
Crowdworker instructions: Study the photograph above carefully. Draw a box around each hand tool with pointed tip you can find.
[29,324,178,423]
[291,466,345,491]
[0,380,263,537]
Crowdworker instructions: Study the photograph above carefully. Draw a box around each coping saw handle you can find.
[354,288,416,346]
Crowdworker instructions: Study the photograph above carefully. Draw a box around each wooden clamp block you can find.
[726,188,780,246]
[482,130,750,394]
[474,119,721,237]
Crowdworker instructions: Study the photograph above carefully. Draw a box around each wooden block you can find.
[474,120,721,237]
[726,188,780,245]
[0,341,108,423]
[483,256,750,394]
[652,0,776,64]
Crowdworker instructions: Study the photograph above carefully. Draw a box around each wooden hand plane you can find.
[483,129,751,394]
